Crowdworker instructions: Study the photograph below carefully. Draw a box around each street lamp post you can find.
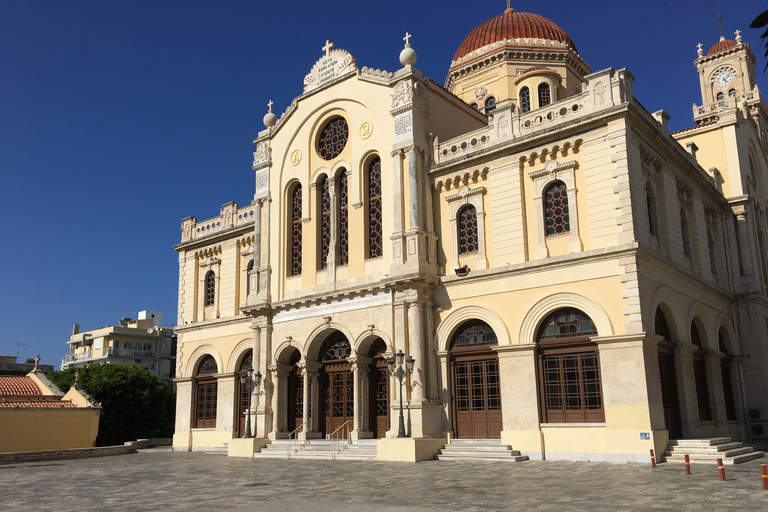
[386,350,415,438]
[239,367,263,439]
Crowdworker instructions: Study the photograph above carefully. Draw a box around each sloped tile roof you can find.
[0,376,42,396]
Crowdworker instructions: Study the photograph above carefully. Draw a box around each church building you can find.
[171,5,768,463]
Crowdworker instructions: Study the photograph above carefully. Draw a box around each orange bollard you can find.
[717,458,725,481]
[762,464,767,490]
[685,454,691,475]
[650,449,656,468]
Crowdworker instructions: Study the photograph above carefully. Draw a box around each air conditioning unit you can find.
[749,421,768,438]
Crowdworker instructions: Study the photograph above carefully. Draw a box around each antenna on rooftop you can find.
[7,341,28,359]
[717,5,724,38]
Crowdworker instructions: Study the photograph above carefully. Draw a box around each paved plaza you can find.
[2,450,767,511]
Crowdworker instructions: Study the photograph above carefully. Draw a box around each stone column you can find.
[408,301,426,402]
[534,196,548,259]
[675,342,699,437]
[252,326,261,410]
[261,198,271,267]
[408,148,420,230]
[309,366,320,436]
[301,365,310,436]
[391,149,404,233]
[349,357,372,439]
[253,199,262,266]
[706,351,728,431]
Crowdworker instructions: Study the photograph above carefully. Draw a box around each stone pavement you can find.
[1,450,767,511]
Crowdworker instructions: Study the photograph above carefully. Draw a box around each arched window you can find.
[520,87,531,113]
[290,184,302,276]
[646,182,659,236]
[537,308,602,423]
[545,181,570,236]
[195,356,218,428]
[469,103,478,110]
[321,334,351,362]
[691,322,712,421]
[204,270,215,306]
[245,259,254,295]
[458,205,478,254]
[484,96,496,115]
[728,88,736,98]
[367,157,383,258]
[655,307,671,340]
[538,83,551,108]
[123,342,131,349]
[339,172,349,265]
[717,92,724,101]
[320,176,331,269]
[237,350,253,436]
[680,209,691,257]
[451,321,498,349]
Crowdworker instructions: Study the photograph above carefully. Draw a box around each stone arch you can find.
[354,328,394,357]
[226,338,254,373]
[714,313,739,355]
[184,344,224,377]
[310,166,331,186]
[685,302,712,349]
[303,322,357,361]
[435,305,510,352]
[649,286,682,342]
[273,339,303,365]
[519,292,613,344]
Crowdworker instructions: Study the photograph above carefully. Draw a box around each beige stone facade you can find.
[172,8,768,462]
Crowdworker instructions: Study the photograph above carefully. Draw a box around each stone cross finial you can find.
[735,29,742,43]
[34,355,40,371]
[267,99,274,112]
[696,42,703,57]
[696,42,702,51]
[403,32,412,47]
[322,40,334,57]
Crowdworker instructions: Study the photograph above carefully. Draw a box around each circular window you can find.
[318,117,349,160]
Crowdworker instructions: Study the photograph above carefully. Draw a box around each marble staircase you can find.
[203,443,228,456]
[253,438,378,461]
[665,438,765,465]
[436,439,529,462]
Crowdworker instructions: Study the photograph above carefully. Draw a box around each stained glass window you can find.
[452,321,498,349]
[321,333,351,361]
[538,83,551,107]
[205,271,215,306]
[485,97,496,115]
[368,157,383,258]
[320,177,330,269]
[458,205,478,254]
[197,355,217,375]
[545,181,570,236]
[537,308,597,340]
[291,185,302,276]
[520,87,531,113]
[339,172,349,265]
[318,117,349,160]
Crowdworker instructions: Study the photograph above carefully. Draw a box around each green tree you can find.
[751,5,768,71]
[47,363,175,447]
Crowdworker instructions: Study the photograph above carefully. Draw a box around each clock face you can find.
[716,70,733,86]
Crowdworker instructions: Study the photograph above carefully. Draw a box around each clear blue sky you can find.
[1,0,765,368]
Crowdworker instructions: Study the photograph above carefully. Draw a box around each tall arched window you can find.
[237,350,253,437]
[545,181,570,236]
[538,83,551,108]
[691,322,712,421]
[367,157,383,258]
[320,176,331,269]
[245,259,254,295]
[458,205,478,254]
[728,88,736,98]
[680,209,691,257]
[195,355,218,428]
[290,184,303,276]
[646,182,658,236]
[716,92,724,101]
[339,172,349,265]
[520,87,531,113]
[707,228,717,277]
[537,308,603,423]
[204,271,216,306]
[719,329,737,421]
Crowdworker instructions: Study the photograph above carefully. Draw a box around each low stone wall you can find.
[0,438,172,465]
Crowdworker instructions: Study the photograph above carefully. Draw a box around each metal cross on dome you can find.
[322,40,334,57]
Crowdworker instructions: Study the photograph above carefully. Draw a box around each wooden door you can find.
[321,363,354,436]
[658,350,683,439]
[451,352,502,439]
[370,357,389,438]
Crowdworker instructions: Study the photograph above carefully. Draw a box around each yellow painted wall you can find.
[0,409,99,453]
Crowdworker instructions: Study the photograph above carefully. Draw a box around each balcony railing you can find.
[64,350,93,363]
[108,348,156,358]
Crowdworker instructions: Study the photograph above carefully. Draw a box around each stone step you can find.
[441,444,513,452]
[668,438,731,447]
[449,439,505,445]
[437,454,529,462]
[665,450,764,465]
[666,444,748,455]
[437,450,523,458]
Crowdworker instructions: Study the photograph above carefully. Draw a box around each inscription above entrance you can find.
[304,44,357,93]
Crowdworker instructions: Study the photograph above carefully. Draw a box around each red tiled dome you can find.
[707,38,737,56]
[453,7,576,63]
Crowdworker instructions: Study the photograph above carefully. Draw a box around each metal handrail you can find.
[286,422,306,459]
[328,420,352,461]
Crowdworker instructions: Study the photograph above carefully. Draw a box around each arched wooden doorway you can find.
[656,307,682,439]
[368,338,389,438]
[286,349,304,432]
[235,350,252,437]
[450,321,502,439]
[318,333,353,436]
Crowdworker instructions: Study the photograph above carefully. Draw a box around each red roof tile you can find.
[0,376,42,396]
[453,7,576,63]
[0,399,78,408]
[707,39,737,56]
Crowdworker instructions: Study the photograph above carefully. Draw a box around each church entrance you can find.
[235,350,253,437]
[318,332,354,436]
[449,321,502,439]
[658,348,683,439]
[368,338,389,438]
[285,349,306,433]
